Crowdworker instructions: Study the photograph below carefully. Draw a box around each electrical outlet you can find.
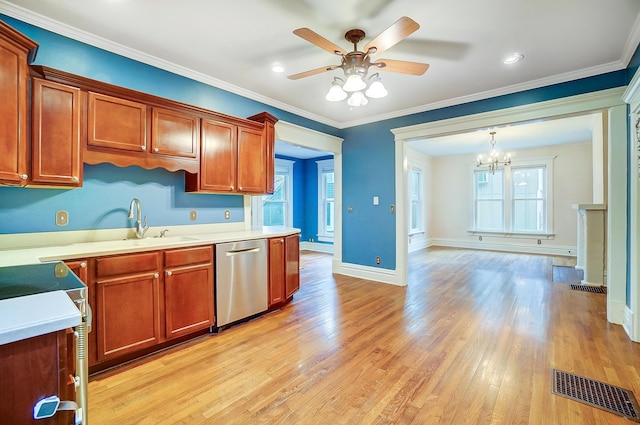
[190,210,197,221]
[224,210,230,220]
[376,256,381,265]
[55,210,69,226]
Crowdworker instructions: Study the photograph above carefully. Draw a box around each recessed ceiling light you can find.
[272,65,284,73]
[503,53,524,65]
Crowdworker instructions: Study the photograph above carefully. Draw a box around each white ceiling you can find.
[1,0,637,157]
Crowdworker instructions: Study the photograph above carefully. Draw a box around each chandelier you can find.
[325,72,388,106]
[477,131,511,174]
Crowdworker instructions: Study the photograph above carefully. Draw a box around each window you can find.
[252,158,293,228]
[410,167,423,232]
[471,158,553,235]
[512,167,546,232]
[474,170,504,231]
[317,159,334,242]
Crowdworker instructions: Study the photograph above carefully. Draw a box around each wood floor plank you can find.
[88,248,640,424]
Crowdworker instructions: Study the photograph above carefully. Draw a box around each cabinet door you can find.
[88,92,147,152]
[0,26,33,185]
[96,273,160,361]
[268,237,285,307]
[188,119,237,192]
[284,234,300,298]
[164,263,214,339]
[151,107,199,158]
[31,78,82,186]
[164,246,214,338]
[0,330,66,425]
[236,125,266,193]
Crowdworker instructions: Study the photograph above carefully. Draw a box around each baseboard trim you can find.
[300,241,334,254]
[623,306,636,342]
[430,238,576,257]
[334,261,404,286]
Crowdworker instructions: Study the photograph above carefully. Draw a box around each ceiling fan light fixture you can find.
[343,74,366,92]
[365,74,388,98]
[326,78,347,101]
[347,91,368,107]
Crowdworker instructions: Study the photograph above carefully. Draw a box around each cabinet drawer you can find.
[95,251,160,278]
[165,246,213,268]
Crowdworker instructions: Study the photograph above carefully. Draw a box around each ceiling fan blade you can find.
[293,28,347,56]
[364,16,420,55]
[287,65,340,80]
[372,59,429,75]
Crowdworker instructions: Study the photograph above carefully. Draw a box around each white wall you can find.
[428,141,593,255]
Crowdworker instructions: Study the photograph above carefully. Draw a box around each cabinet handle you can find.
[19,173,28,179]
[141,145,146,151]
[280,239,284,244]
[239,186,243,191]
[154,273,159,279]
[166,271,172,276]
[80,262,87,268]
[230,185,234,190]
[153,147,159,153]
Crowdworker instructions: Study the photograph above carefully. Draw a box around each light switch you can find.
[373,196,379,205]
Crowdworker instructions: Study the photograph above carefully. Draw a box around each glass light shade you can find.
[347,91,368,107]
[365,80,388,98]
[325,83,347,101]
[343,74,366,92]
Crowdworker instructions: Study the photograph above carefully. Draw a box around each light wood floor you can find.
[88,248,640,424]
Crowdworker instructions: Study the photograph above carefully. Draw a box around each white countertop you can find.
[0,226,300,267]
[0,291,81,345]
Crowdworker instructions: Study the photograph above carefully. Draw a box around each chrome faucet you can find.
[127,198,149,239]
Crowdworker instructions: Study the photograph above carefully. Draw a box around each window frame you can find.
[317,158,334,242]
[409,166,424,234]
[251,158,294,228]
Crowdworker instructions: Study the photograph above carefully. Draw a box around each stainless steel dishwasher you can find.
[215,239,268,327]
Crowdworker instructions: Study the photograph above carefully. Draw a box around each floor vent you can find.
[551,369,640,422]
[570,284,606,294]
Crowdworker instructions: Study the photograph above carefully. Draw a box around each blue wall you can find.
[275,154,333,244]
[0,14,636,277]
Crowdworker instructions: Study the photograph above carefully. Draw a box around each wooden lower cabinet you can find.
[83,246,214,368]
[164,246,214,339]
[268,234,300,308]
[284,234,300,298]
[0,330,75,425]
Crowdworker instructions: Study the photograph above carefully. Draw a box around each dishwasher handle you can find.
[225,246,261,256]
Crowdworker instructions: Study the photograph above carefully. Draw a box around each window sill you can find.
[467,230,555,239]
[317,234,334,243]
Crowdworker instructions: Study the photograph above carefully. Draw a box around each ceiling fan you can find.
[288,17,430,106]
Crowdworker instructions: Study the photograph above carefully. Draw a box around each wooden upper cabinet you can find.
[87,92,147,153]
[186,119,237,193]
[237,125,266,193]
[30,78,83,187]
[151,107,199,158]
[0,21,37,185]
